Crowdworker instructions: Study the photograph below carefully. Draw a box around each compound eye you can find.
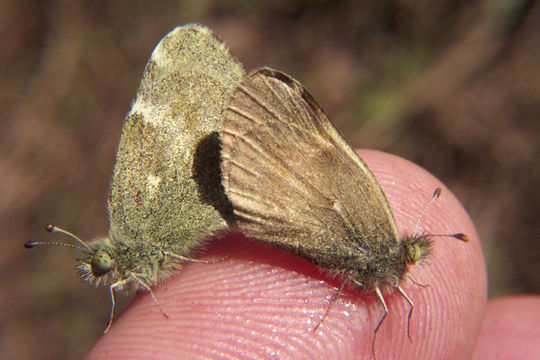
[91,249,113,276]
[406,245,418,263]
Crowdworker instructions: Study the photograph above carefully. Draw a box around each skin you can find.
[471,295,540,360]
[84,150,495,359]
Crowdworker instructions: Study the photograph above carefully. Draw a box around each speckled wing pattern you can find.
[221,68,400,270]
[108,25,245,257]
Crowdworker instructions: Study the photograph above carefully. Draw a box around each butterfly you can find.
[220,67,467,357]
[25,24,245,332]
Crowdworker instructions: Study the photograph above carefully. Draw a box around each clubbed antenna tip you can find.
[24,224,91,252]
[452,233,469,242]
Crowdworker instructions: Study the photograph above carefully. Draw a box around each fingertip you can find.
[87,151,486,359]
[358,149,487,359]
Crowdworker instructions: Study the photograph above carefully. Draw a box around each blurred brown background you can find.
[1,1,538,359]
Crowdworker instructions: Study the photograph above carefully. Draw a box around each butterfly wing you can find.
[221,68,400,270]
[108,25,245,255]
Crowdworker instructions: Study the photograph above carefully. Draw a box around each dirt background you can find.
[1,1,537,359]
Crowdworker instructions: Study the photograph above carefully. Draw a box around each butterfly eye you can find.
[91,249,113,277]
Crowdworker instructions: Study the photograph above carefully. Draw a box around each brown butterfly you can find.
[220,67,467,357]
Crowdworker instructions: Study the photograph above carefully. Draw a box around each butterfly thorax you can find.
[77,235,177,292]
[347,235,433,291]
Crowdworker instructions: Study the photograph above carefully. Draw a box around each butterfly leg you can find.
[312,278,349,331]
[130,273,169,319]
[105,278,128,333]
[164,251,222,264]
[409,276,429,288]
[396,285,414,341]
[373,286,388,360]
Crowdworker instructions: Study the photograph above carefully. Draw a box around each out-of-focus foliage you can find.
[1,1,537,359]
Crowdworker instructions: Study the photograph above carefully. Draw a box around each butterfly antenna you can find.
[412,188,469,243]
[412,187,441,234]
[415,232,469,242]
[24,224,91,251]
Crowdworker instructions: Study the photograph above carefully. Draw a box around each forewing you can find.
[221,68,399,268]
[108,25,245,255]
